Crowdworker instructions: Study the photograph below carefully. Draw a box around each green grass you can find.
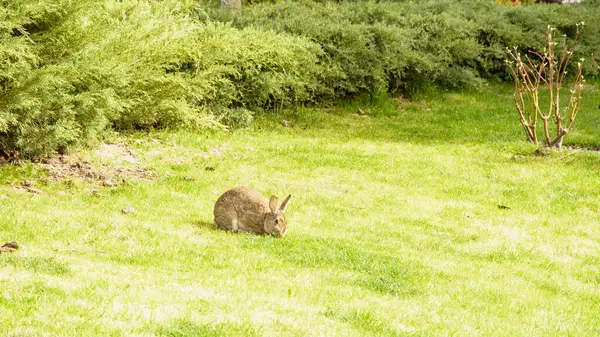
[1,83,600,336]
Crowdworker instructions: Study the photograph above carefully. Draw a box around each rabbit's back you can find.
[213,187,269,233]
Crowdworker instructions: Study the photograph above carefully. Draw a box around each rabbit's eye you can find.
[275,219,279,224]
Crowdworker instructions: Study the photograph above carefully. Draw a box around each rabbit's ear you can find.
[279,194,292,213]
[269,195,278,213]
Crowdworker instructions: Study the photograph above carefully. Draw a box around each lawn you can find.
[1,84,600,336]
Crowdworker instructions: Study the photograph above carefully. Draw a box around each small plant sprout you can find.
[506,25,584,149]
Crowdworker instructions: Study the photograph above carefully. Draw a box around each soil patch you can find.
[39,143,155,184]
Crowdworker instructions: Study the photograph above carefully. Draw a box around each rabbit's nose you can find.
[278,228,287,238]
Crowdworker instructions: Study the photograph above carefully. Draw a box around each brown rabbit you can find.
[213,187,292,237]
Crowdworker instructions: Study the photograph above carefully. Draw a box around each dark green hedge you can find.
[222,0,599,95]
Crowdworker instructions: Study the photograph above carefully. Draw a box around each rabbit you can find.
[213,187,292,238]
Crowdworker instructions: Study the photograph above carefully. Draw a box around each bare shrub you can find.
[506,24,585,148]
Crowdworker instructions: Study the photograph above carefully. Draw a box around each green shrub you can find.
[218,0,600,94]
[0,1,323,157]
[225,1,403,96]
[0,0,69,92]
[0,0,73,155]
[0,0,214,157]
[215,107,255,129]
[190,23,325,110]
[222,1,495,94]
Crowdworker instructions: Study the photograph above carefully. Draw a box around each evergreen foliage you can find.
[0,0,321,156]
[226,0,600,93]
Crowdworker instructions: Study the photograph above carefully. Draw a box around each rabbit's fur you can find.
[213,187,291,237]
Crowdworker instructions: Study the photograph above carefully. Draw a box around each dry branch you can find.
[506,24,585,148]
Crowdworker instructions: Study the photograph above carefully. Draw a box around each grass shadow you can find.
[189,219,218,231]
[259,84,600,149]
[189,219,275,238]
[323,307,418,337]
[0,281,66,317]
[240,235,427,298]
[0,255,71,276]
[154,318,260,337]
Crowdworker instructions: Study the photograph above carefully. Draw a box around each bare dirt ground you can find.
[37,142,155,187]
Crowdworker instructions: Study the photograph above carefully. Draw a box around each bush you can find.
[1,0,213,156]
[215,107,255,129]
[0,0,69,92]
[190,23,325,110]
[220,1,499,94]
[224,1,412,96]
[0,1,323,157]
[217,0,600,94]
